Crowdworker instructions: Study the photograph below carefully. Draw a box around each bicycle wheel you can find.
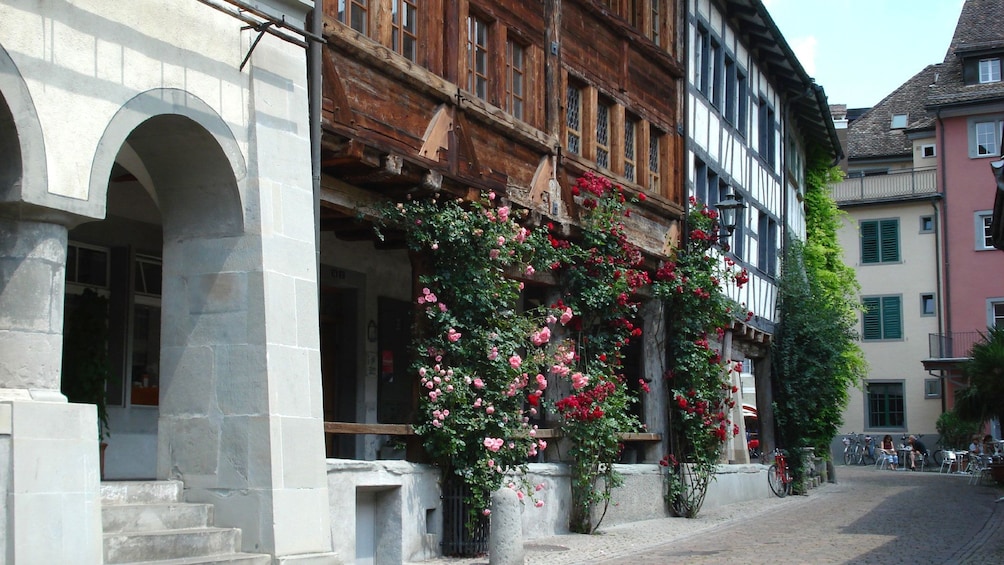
[843,448,852,465]
[932,449,947,467]
[768,464,788,498]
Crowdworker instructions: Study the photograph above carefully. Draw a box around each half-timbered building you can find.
[685,0,842,462]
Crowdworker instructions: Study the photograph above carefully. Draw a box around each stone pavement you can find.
[410,465,1004,565]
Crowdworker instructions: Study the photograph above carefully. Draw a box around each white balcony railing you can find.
[830,168,938,203]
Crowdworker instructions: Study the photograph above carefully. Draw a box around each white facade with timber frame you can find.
[686,0,842,462]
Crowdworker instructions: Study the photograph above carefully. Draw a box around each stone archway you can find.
[90,88,333,558]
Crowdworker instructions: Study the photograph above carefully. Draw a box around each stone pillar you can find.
[0,217,69,398]
[489,488,524,565]
[0,215,103,564]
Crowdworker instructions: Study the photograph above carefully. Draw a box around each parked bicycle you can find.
[768,448,793,498]
[842,433,876,465]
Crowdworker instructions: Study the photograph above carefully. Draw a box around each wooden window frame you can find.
[648,0,662,47]
[343,0,369,35]
[566,80,583,155]
[596,97,612,170]
[466,12,491,102]
[623,115,638,183]
[648,125,664,195]
[505,37,526,120]
[390,0,419,61]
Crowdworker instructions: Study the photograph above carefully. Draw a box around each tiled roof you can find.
[926,0,1004,108]
[847,65,940,160]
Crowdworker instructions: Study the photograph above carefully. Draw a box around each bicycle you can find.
[841,433,859,465]
[768,448,793,498]
[842,433,875,465]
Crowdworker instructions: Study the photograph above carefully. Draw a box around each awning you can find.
[742,404,758,418]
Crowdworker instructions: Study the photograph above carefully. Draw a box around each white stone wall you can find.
[0,1,336,560]
[328,459,776,560]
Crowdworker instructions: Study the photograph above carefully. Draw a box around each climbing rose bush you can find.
[545,172,646,533]
[653,197,749,518]
[380,191,554,522]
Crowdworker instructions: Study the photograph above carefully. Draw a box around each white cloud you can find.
[788,36,817,76]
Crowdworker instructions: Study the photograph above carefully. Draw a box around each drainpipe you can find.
[931,199,946,413]
[936,109,951,348]
[309,1,323,292]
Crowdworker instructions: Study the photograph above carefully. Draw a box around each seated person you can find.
[879,434,898,470]
[969,435,984,456]
[907,435,928,470]
[982,434,997,457]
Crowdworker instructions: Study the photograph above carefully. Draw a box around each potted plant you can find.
[955,326,1004,425]
[61,288,111,475]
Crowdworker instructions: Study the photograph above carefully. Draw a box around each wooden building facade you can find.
[315,0,688,460]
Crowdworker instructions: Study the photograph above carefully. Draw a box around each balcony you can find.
[830,168,938,204]
[928,332,983,359]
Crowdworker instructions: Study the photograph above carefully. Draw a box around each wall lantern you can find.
[715,191,745,244]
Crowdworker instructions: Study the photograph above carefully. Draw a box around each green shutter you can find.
[882,296,902,339]
[861,221,879,263]
[879,219,900,262]
[862,297,881,340]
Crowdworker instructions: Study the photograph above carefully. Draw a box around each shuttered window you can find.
[861,219,900,264]
[862,296,902,340]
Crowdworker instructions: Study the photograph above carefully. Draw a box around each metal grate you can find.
[441,479,489,556]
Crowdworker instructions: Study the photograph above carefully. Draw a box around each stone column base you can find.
[0,400,102,563]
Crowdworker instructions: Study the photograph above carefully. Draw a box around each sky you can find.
[761,0,966,109]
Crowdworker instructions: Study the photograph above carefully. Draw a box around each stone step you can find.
[103,503,214,533]
[102,480,185,505]
[111,554,271,565]
[103,527,241,564]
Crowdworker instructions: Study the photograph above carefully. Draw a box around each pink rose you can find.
[531,326,551,346]
[559,307,574,325]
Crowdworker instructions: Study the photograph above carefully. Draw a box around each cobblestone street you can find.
[596,465,1004,564]
[415,464,1004,565]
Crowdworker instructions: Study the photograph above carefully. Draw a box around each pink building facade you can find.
[937,115,1004,337]
[925,0,1004,413]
